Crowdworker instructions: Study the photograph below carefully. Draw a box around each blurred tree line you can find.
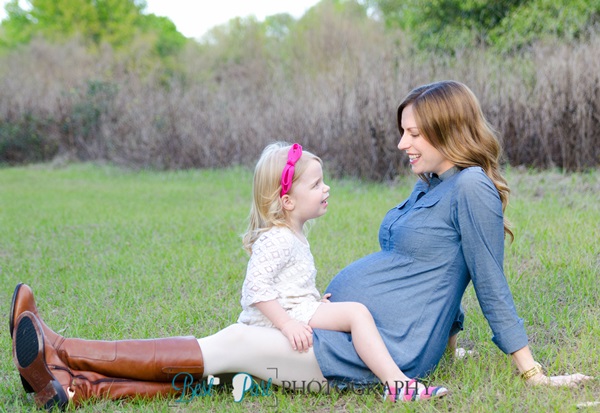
[370,0,600,52]
[0,0,186,56]
[1,0,599,176]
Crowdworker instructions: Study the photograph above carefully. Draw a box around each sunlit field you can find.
[1,164,598,412]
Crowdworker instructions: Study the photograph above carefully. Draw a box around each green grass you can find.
[0,164,598,412]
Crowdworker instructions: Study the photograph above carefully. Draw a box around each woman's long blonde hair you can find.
[398,80,513,240]
[242,142,322,253]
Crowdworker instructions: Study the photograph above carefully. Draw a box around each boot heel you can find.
[37,380,69,411]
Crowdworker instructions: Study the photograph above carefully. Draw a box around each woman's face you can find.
[398,104,455,176]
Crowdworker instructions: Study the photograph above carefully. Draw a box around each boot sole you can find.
[13,312,69,411]
[9,283,35,394]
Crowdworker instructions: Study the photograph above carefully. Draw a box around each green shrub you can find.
[0,113,57,164]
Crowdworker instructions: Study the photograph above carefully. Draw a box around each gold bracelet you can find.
[521,362,543,381]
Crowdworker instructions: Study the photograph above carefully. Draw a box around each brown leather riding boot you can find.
[10,283,204,383]
[53,335,205,382]
[13,311,190,411]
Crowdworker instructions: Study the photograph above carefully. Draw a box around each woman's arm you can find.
[455,169,591,386]
[453,170,528,354]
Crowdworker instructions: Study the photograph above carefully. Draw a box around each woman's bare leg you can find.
[447,334,477,359]
[199,324,325,386]
[447,334,458,353]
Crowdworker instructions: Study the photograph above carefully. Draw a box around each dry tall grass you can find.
[1,27,599,178]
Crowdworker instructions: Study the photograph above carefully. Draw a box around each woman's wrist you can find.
[521,362,550,385]
[520,362,543,380]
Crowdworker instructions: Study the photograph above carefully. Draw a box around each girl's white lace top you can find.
[237,226,322,327]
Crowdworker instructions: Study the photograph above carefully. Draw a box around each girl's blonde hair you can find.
[242,142,322,253]
[397,80,513,240]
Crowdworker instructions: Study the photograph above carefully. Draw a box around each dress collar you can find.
[431,166,460,182]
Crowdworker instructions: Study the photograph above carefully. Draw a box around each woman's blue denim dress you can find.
[313,166,529,384]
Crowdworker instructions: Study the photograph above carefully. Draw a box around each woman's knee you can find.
[215,323,289,351]
[216,323,257,346]
[199,323,249,350]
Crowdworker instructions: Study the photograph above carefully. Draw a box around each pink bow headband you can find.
[280,143,303,197]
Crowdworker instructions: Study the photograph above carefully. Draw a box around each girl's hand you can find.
[321,293,332,303]
[280,319,313,352]
[527,373,593,387]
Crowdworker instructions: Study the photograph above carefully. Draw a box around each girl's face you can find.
[285,158,330,230]
[398,104,455,176]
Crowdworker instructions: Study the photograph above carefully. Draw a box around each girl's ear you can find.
[281,194,295,211]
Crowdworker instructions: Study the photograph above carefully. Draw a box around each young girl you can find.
[237,142,448,401]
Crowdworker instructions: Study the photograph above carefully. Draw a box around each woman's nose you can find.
[398,133,409,150]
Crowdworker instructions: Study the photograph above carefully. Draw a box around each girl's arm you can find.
[254,300,313,352]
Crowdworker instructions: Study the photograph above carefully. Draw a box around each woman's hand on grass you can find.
[528,372,593,387]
